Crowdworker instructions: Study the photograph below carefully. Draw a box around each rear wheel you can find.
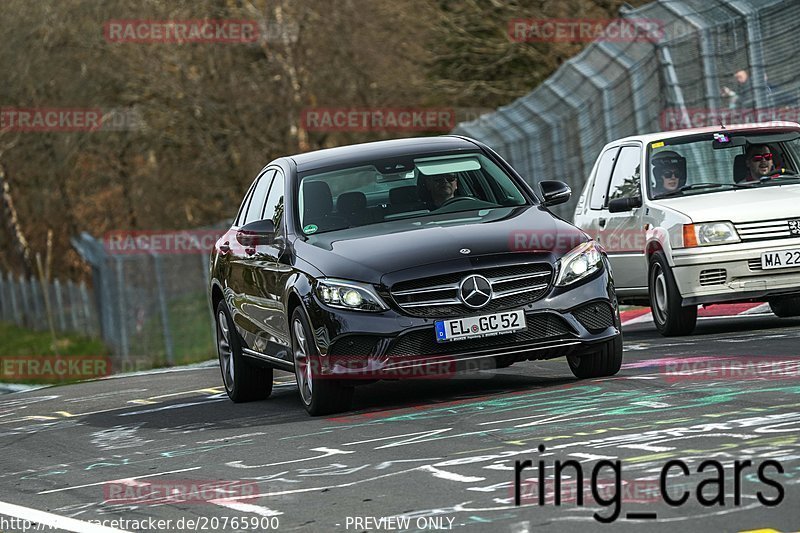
[649,251,697,336]
[215,301,273,402]
[291,307,354,416]
[769,296,800,317]
[568,334,622,379]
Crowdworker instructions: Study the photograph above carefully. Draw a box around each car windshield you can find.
[297,153,529,235]
[647,130,800,200]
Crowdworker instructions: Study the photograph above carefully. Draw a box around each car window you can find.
[243,170,276,225]
[263,170,285,235]
[297,153,529,234]
[607,146,641,204]
[590,148,619,210]
[234,182,256,227]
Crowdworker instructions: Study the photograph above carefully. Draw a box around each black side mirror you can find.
[539,180,572,206]
[236,219,276,246]
[607,196,642,213]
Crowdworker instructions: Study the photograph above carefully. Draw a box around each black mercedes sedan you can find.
[208,136,622,415]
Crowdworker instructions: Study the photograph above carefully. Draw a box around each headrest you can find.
[733,154,749,183]
[337,191,366,214]
[303,181,333,220]
[389,185,419,205]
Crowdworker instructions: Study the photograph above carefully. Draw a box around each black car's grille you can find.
[386,313,572,358]
[572,302,615,333]
[390,263,553,318]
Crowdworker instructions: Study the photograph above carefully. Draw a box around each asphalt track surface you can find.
[1,311,799,533]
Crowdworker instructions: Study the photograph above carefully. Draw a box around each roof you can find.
[288,136,481,172]
[610,121,800,146]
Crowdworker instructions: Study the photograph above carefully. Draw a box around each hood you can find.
[656,184,800,223]
[293,206,587,284]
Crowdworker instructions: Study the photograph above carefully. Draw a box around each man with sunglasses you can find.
[742,144,776,182]
[422,172,459,208]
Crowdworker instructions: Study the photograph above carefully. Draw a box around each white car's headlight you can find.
[683,222,740,247]
[316,279,388,312]
[555,241,604,287]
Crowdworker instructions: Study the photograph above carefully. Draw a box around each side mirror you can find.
[539,180,572,206]
[236,219,276,247]
[607,196,642,213]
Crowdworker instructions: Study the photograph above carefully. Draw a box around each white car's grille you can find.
[735,218,800,242]
[748,258,762,271]
[699,268,727,286]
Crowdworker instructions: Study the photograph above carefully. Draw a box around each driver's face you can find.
[748,147,774,177]
[659,168,680,191]
[425,174,458,203]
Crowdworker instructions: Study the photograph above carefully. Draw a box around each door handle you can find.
[598,218,607,228]
[219,241,231,254]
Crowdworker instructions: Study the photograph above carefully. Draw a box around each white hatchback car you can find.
[574,122,800,336]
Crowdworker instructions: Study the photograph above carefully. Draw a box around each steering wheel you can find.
[439,196,472,208]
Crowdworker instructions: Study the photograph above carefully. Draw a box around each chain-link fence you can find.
[0,271,98,337]
[71,228,225,367]
[454,0,800,218]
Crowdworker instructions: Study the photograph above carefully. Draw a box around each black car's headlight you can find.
[554,241,604,287]
[316,279,388,312]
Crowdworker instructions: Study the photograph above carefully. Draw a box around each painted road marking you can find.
[37,466,202,495]
[0,500,130,533]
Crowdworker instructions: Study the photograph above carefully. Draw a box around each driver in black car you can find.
[423,172,458,208]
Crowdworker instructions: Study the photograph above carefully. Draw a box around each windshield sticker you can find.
[713,132,730,143]
[303,224,318,234]
[651,141,665,149]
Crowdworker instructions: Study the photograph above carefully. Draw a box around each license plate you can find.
[435,310,526,343]
[761,249,800,270]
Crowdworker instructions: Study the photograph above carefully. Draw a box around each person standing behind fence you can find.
[722,70,755,110]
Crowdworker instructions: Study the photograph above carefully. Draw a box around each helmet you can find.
[652,150,687,190]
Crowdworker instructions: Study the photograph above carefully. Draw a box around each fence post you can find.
[68,281,79,332]
[18,275,30,328]
[151,253,174,365]
[8,273,20,327]
[54,279,66,332]
[0,274,5,322]
[79,281,92,337]
[114,257,129,357]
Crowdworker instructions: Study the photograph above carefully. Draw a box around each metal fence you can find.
[70,230,221,366]
[0,271,98,337]
[453,0,800,218]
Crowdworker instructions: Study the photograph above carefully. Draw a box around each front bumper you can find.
[671,237,800,305]
[304,268,620,378]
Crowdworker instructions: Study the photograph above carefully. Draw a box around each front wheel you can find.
[567,334,622,379]
[769,296,800,317]
[648,251,697,336]
[215,301,273,402]
[291,307,354,416]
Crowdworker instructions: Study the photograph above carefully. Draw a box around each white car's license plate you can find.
[435,310,526,343]
[761,249,800,270]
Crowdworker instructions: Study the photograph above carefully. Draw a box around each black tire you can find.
[568,333,623,379]
[290,307,354,416]
[215,301,273,402]
[648,251,697,336]
[769,296,800,318]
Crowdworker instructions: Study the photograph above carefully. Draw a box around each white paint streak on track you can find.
[226,447,354,469]
[210,501,283,517]
[418,465,485,483]
[36,466,202,495]
[0,500,130,533]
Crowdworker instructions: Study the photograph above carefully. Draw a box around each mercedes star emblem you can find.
[459,274,492,308]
